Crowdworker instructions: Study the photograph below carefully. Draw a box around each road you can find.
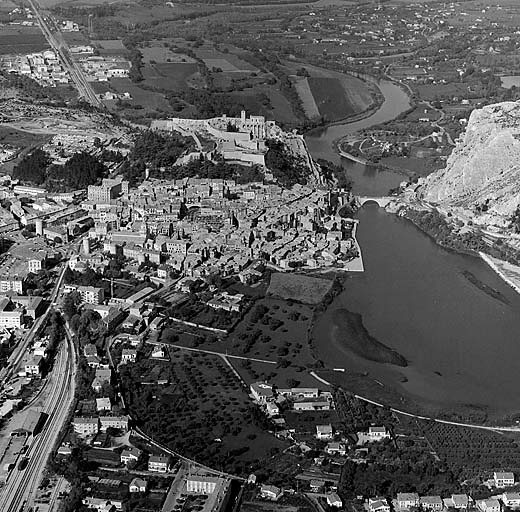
[0,327,77,512]
[26,0,102,107]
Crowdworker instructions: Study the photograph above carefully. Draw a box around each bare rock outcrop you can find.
[422,101,520,226]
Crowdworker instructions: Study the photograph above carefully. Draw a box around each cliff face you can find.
[422,101,520,225]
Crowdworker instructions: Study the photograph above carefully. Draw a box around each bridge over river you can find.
[357,196,394,207]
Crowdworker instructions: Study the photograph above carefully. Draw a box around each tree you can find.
[12,148,51,185]
[63,291,81,320]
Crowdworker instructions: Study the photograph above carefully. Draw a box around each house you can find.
[397,493,420,509]
[420,496,444,510]
[96,397,111,412]
[92,368,111,392]
[293,399,331,411]
[260,484,282,501]
[477,499,501,512]
[186,475,223,494]
[121,348,137,363]
[369,498,391,512]
[443,495,470,509]
[266,402,279,417]
[368,426,390,440]
[148,454,170,473]
[310,480,325,492]
[151,346,166,359]
[121,447,142,465]
[501,492,520,510]
[495,472,515,488]
[78,286,105,305]
[72,417,99,437]
[99,415,129,432]
[326,442,347,456]
[129,478,147,493]
[84,343,98,357]
[25,355,43,376]
[82,496,123,511]
[207,292,243,312]
[502,493,520,510]
[27,252,47,273]
[327,493,343,508]
[250,382,273,404]
[316,424,333,440]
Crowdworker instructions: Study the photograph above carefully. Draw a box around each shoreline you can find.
[479,251,520,295]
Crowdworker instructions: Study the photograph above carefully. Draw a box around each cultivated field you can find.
[120,349,287,475]
[267,273,333,304]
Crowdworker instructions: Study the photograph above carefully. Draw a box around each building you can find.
[397,493,420,509]
[477,499,501,512]
[82,497,123,511]
[186,475,223,494]
[250,382,273,404]
[368,426,390,440]
[293,399,331,411]
[27,252,47,273]
[369,498,391,512]
[327,493,343,508]
[129,478,147,493]
[310,480,325,492]
[0,309,23,329]
[495,472,515,488]
[121,348,137,363]
[99,415,129,432]
[420,496,444,510]
[78,286,105,305]
[326,442,347,456]
[148,455,170,473]
[502,493,520,510]
[266,402,279,417]
[92,368,111,392]
[316,424,333,440]
[88,177,128,202]
[72,417,99,437]
[96,397,111,412]
[121,447,142,465]
[443,495,470,510]
[25,355,43,376]
[260,484,282,501]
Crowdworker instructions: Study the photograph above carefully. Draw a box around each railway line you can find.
[25,0,103,107]
[0,329,76,512]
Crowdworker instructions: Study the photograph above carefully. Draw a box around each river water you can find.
[305,79,520,415]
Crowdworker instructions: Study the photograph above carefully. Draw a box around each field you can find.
[267,273,333,304]
[140,44,197,65]
[283,61,374,122]
[420,421,520,477]
[143,62,201,91]
[0,28,48,55]
[308,77,357,121]
[413,83,470,101]
[293,77,320,119]
[194,46,258,73]
[120,349,287,475]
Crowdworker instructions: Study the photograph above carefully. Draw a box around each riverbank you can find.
[480,252,520,295]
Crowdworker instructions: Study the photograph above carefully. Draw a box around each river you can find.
[306,79,410,196]
[305,78,520,416]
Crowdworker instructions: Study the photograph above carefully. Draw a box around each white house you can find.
[129,478,147,493]
[397,493,420,509]
[121,348,137,364]
[502,493,520,510]
[368,426,390,440]
[266,402,279,417]
[443,495,470,510]
[327,493,343,508]
[121,447,142,465]
[420,496,444,510]
[477,499,501,512]
[369,497,391,512]
[316,424,333,440]
[250,382,274,404]
[148,454,170,473]
[260,485,282,501]
[495,472,515,488]
[325,442,347,456]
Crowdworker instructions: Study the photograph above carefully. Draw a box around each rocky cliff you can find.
[422,101,520,226]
